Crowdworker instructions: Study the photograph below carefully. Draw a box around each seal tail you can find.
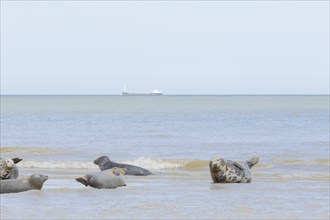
[246,156,259,168]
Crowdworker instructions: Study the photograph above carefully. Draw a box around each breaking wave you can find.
[17,157,209,170]
[11,156,329,171]
[0,146,66,155]
[123,157,209,170]
[19,161,98,170]
[270,173,330,180]
[281,159,329,166]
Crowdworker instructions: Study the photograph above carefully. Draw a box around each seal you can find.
[209,156,259,183]
[76,167,127,189]
[0,173,48,194]
[94,156,152,176]
[0,157,23,180]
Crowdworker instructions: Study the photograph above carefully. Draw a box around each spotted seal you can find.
[76,167,127,189]
[0,157,23,180]
[94,156,152,176]
[209,156,259,183]
[0,173,48,194]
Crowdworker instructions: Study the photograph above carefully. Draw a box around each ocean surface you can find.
[0,95,329,219]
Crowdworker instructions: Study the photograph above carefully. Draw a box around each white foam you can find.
[19,161,98,170]
[122,157,187,170]
[17,158,201,170]
[272,173,330,180]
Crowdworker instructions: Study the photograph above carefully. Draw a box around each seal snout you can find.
[32,174,48,183]
[211,163,220,171]
[209,160,219,171]
[94,156,108,165]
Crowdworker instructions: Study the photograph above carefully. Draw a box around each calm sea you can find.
[1,95,329,219]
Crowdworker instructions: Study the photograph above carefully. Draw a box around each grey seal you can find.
[94,156,152,176]
[76,167,127,189]
[0,157,23,180]
[0,173,48,194]
[209,156,259,183]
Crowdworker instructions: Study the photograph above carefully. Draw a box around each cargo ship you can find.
[122,85,163,96]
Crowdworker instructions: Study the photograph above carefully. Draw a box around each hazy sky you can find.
[1,1,329,95]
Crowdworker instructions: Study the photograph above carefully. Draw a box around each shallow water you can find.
[1,95,329,219]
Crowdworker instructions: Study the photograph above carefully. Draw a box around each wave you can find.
[270,173,330,180]
[14,159,272,171]
[17,157,209,170]
[281,159,329,166]
[19,161,98,170]
[11,156,329,171]
[123,157,209,170]
[0,146,66,154]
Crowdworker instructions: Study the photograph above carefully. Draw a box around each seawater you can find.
[0,95,329,219]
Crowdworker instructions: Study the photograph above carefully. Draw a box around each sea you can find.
[0,95,329,219]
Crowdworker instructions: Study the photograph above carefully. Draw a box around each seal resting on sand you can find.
[76,167,127,189]
[0,173,48,194]
[0,157,23,180]
[209,156,259,183]
[94,156,152,176]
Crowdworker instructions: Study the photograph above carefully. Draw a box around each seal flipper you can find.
[12,158,23,164]
[246,156,259,168]
[119,168,127,175]
[76,177,89,187]
[112,169,120,176]
[233,162,245,170]
[112,167,127,176]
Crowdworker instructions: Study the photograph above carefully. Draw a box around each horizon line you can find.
[1,94,329,96]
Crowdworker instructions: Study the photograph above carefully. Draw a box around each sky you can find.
[1,0,329,95]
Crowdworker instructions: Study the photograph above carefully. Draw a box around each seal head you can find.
[209,157,227,173]
[29,174,48,189]
[94,156,111,171]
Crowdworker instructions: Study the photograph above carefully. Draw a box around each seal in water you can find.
[0,173,48,194]
[94,156,152,176]
[0,157,23,180]
[209,156,259,183]
[76,167,127,189]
